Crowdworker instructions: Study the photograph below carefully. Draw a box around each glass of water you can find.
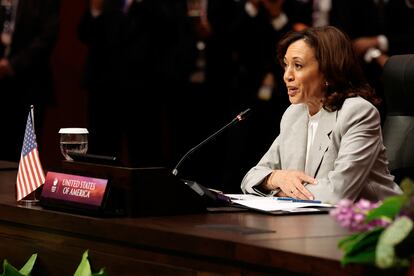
[59,128,89,160]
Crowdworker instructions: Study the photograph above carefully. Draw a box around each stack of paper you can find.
[225,194,334,214]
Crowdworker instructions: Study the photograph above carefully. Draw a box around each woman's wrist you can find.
[260,170,278,191]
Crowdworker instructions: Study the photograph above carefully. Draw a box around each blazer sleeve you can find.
[307,99,384,203]
[240,104,298,195]
[240,135,282,195]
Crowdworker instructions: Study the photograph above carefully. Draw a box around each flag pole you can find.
[30,105,35,130]
[29,105,38,203]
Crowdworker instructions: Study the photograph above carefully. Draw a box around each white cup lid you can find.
[59,128,89,134]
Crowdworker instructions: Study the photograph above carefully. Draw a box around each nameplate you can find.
[41,171,108,211]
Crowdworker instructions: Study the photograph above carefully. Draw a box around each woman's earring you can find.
[325,81,329,87]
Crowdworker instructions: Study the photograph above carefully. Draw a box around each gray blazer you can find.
[241,97,402,203]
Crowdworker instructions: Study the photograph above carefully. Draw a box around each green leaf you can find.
[74,250,92,276]
[338,232,364,250]
[400,178,414,197]
[380,216,413,246]
[376,217,413,269]
[19,254,37,275]
[341,249,376,266]
[2,254,37,276]
[366,196,406,222]
[2,260,21,276]
[74,250,106,276]
[340,228,383,256]
[376,242,394,268]
[91,268,107,276]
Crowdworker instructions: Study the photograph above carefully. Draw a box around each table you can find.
[0,164,384,275]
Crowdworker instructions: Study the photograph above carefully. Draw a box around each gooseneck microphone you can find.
[172,108,251,176]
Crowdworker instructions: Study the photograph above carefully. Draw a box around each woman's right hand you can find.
[265,170,317,200]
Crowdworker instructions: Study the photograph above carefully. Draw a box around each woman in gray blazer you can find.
[241,26,402,204]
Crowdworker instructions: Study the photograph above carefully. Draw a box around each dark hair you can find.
[277,26,380,111]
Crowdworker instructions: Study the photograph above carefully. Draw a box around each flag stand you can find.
[17,189,40,206]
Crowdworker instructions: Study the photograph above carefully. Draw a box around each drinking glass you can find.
[59,128,88,160]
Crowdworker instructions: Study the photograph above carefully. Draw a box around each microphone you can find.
[172,108,251,176]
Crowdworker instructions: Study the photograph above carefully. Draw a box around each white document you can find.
[226,194,334,213]
[225,194,264,200]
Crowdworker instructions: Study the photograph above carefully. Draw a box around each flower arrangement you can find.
[331,178,414,270]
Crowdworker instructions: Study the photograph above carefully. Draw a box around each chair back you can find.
[382,54,414,182]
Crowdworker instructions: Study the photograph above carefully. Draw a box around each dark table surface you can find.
[0,161,386,275]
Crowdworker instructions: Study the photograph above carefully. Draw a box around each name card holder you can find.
[40,171,110,215]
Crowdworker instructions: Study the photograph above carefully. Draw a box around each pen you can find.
[274,197,294,201]
[274,197,322,204]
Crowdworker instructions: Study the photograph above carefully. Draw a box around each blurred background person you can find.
[171,0,240,191]
[352,0,414,67]
[77,0,129,160]
[122,0,195,167]
[288,0,379,33]
[289,0,414,122]
[0,0,60,161]
[351,0,414,122]
[219,0,294,192]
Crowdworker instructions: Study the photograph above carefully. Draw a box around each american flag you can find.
[16,112,45,201]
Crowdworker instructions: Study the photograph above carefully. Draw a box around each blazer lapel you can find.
[305,109,337,177]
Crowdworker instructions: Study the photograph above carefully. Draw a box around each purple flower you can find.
[330,198,389,232]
